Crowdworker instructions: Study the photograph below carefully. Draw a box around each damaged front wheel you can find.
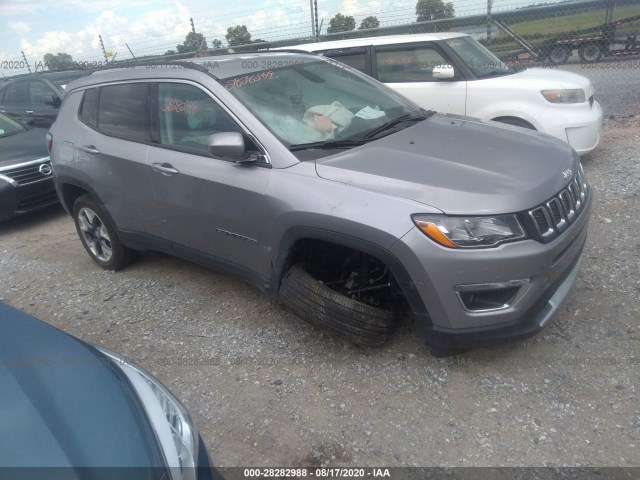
[279,264,396,346]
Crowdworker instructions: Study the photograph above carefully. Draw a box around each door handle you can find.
[26,110,34,114]
[80,145,100,154]
[152,163,179,175]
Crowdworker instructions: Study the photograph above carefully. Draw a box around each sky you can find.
[1,0,539,75]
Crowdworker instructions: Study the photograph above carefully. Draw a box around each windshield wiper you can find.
[363,111,434,140]
[288,138,369,152]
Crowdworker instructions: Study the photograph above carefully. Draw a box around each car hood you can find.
[0,302,163,470]
[502,68,594,98]
[0,127,49,167]
[315,113,577,215]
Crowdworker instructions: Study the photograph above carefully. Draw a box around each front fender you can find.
[269,225,430,325]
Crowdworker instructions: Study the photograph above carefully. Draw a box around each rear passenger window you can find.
[3,82,28,105]
[376,46,450,83]
[97,83,150,142]
[157,83,241,153]
[80,88,99,127]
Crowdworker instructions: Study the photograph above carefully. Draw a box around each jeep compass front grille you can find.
[527,171,588,241]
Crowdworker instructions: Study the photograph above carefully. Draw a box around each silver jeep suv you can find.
[48,52,592,353]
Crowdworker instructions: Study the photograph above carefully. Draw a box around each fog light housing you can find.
[456,280,529,312]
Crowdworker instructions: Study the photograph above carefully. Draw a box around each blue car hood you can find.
[0,302,163,472]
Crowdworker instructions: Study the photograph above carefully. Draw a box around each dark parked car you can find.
[0,112,58,221]
[0,70,88,128]
[0,301,215,479]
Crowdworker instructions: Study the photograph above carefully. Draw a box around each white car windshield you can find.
[219,58,429,148]
[445,36,512,78]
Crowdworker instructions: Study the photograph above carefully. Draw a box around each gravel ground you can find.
[0,64,639,469]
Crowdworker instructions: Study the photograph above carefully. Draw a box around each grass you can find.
[449,4,640,53]
[503,4,640,38]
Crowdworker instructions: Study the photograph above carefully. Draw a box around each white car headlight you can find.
[98,348,198,480]
[541,89,586,103]
[413,214,527,248]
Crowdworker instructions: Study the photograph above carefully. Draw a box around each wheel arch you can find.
[472,104,542,131]
[270,226,431,322]
[59,182,89,214]
[56,175,121,237]
[490,116,537,130]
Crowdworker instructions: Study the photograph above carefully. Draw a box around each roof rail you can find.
[264,48,320,55]
[87,59,209,75]
[1,71,50,81]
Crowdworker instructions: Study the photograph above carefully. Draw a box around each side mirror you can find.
[207,132,246,161]
[432,65,455,79]
[19,118,36,127]
[45,96,61,107]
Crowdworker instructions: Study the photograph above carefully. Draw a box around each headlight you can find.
[98,348,199,480]
[541,89,585,103]
[413,214,527,248]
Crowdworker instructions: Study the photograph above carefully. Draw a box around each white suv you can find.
[291,33,602,155]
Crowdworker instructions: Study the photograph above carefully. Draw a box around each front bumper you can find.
[0,159,58,221]
[539,100,602,155]
[391,189,592,349]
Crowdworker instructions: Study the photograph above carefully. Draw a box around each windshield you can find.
[219,58,426,148]
[444,36,511,78]
[0,113,26,138]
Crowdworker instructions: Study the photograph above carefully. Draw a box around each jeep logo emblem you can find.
[562,168,572,179]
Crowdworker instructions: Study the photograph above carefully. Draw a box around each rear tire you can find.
[279,264,396,346]
[547,45,571,65]
[578,44,603,63]
[73,194,138,270]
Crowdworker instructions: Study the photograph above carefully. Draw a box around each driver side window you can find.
[157,83,242,153]
[29,81,58,106]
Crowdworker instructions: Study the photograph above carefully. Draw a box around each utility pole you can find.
[99,35,109,65]
[309,0,316,38]
[21,51,31,73]
[487,0,493,46]
[125,43,136,60]
[190,17,202,53]
[314,0,320,40]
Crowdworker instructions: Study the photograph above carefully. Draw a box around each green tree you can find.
[175,31,208,54]
[359,16,380,30]
[211,39,223,49]
[416,0,455,21]
[226,25,252,46]
[327,13,356,34]
[43,52,74,70]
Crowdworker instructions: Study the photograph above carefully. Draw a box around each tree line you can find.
[41,0,455,68]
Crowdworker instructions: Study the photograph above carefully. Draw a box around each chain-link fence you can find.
[289,0,640,67]
[1,0,639,80]
[200,0,640,75]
